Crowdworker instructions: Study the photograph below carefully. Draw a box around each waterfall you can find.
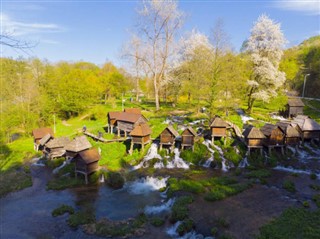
[212,144,230,172]
[166,148,189,169]
[202,140,215,168]
[132,143,162,170]
[166,221,182,237]
[31,157,46,167]
[126,176,168,195]
[274,165,319,179]
[53,158,72,174]
[239,151,250,168]
[144,198,175,215]
[99,174,105,183]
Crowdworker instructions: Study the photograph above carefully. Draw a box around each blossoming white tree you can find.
[246,14,287,112]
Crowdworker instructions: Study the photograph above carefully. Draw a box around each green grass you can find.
[67,210,96,228]
[47,176,83,190]
[256,208,320,239]
[170,196,194,223]
[0,169,32,197]
[283,180,296,193]
[52,204,75,217]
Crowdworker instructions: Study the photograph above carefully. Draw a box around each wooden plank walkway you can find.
[83,131,128,143]
[226,121,245,143]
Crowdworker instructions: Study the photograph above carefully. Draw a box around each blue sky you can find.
[1,0,319,66]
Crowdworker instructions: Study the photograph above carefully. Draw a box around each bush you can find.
[52,204,74,217]
[303,201,310,208]
[150,217,165,227]
[180,142,208,165]
[106,172,125,189]
[170,196,194,223]
[246,169,271,180]
[168,178,205,194]
[224,147,242,166]
[310,173,317,180]
[177,218,194,236]
[283,180,296,193]
[217,217,229,228]
[211,227,218,236]
[312,194,320,208]
[67,210,95,228]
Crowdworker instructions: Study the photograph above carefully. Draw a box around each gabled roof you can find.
[108,111,122,120]
[78,148,101,164]
[292,115,320,131]
[276,121,300,138]
[288,98,305,107]
[116,112,147,123]
[161,125,179,137]
[260,123,284,137]
[39,133,53,146]
[242,126,266,139]
[65,136,92,152]
[130,123,152,136]
[32,128,54,139]
[45,137,71,149]
[210,116,228,128]
[182,126,197,136]
[124,108,141,115]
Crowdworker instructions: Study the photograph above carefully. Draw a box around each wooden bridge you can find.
[83,131,129,143]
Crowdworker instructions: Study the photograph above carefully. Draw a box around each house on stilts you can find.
[159,125,179,152]
[260,123,285,154]
[32,128,54,151]
[129,123,152,154]
[242,126,265,155]
[181,127,197,151]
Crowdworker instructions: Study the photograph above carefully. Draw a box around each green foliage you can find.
[257,208,320,239]
[309,184,320,191]
[177,218,194,236]
[97,142,127,171]
[168,178,205,194]
[106,172,125,189]
[310,173,317,180]
[217,217,230,228]
[150,217,165,227]
[52,204,75,217]
[224,147,242,166]
[181,142,209,165]
[211,227,218,236]
[246,169,271,180]
[312,194,320,208]
[282,180,296,193]
[170,196,194,223]
[303,201,310,208]
[47,177,83,190]
[67,210,96,228]
[0,169,32,197]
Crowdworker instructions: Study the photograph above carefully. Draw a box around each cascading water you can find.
[133,143,162,170]
[166,221,182,237]
[239,151,250,168]
[212,144,230,172]
[31,157,46,167]
[144,198,175,215]
[166,148,190,169]
[52,158,72,174]
[99,174,105,183]
[126,176,168,195]
[202,140,215,168]
[274,166,320,179]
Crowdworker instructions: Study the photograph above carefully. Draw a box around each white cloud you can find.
[0,13,65,36]
[275,0,320,15]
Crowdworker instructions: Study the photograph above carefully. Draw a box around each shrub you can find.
[310,173,317,180]
[177,218,194,236]
[150,217,165,227]
[303,201,310,208]
[224,147,242,166]
[246,169,271,180]
[312,194,320,208]
[170,196,194,223]
[52,204,74,217]
[106,172,125,189]
[217,217,229,228]
[211,227,218,236]
[283,180,296,193]
[67,210,95,228]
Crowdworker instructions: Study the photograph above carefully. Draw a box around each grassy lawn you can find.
[303,99,320,123]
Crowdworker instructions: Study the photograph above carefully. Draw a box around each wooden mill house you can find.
[286,98,305,118]
[107,111,122,133]
[32,128,54,151]
[260,123,285,154]
[44,137,71,159]
[181,127,197,151]
[129,123,152,153]
[242,126,266,155]
[276,121,301,149]
[292,115,320,144]
[159,125,179,151]
[115,112,148,137]
[65,135,92,159]
[210,116,229,144]
[74,148,101,184]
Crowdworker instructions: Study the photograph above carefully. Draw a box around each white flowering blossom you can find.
[247,15,287,102]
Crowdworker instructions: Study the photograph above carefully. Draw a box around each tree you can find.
[133,0,184,110]
[246,15,287,113]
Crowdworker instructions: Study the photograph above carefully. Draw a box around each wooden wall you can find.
[211,127,226,137]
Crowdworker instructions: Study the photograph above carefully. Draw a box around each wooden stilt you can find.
[268,147,271,155]
[124,131,127,138]
[130,141,133,155]
[260,148,263,156]
[117,128,120,137]
[85,174,88,185]
[281,146,284,155]
[212,136,214,145]
[248,148,250,156]
[160,144,162,151]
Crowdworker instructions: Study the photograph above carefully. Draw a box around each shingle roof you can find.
[288,98,305,107]
[45,137,71,149]
[124,108,141,115]
[39,133,53,146]
[108,111,122,120]
[210,116,229,128]
[78,148,101,164]
[260,123,283,137]
[276,121,300,138]
[116,112,147,123]
[32,128,54,139]
[65,136,92,152]
[182,126,197,136]
[292,115,320,131]
[242,126,266,139]
[162,125,179,137]
[130,123,152,136]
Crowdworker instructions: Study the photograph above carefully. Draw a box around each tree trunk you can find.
[153,75,160,111]
[135,77,139,102]
[247,86,255,113]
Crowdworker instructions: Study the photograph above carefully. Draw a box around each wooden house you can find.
[242,126,266,155]
[260,123,285,154]
[286,98,305,117]
[65,136,92,159]
[74,148,101,184]
[129,123,152,153]
[292,115,320,144]
[276,121,301,146]
[116,112,148,137]
[124,108,141,115]
[159,125,179,151]
[32,128,54,151]
[107,111,122,133]
[181,127,197,151]
[44,137,71,159]
[210,116,229,144]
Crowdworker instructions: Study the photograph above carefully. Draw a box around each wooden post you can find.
[212,136,214,145]
[268,147,271,155]
[281,146,284,155]
[260,148,263,156]
[85,174,88,185]
[142,143,144,151]
[248,148,250,156]
[124,131,127,138]
[130,141,133,155]
[118,128,120,137]
[160,143,162,151]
